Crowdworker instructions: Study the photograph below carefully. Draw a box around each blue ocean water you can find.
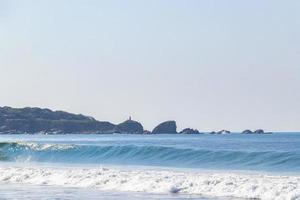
[0,133,300,172]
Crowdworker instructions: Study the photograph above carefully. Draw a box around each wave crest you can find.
[0,142,300,171]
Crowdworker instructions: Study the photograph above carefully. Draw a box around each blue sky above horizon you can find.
[0,0,299,131]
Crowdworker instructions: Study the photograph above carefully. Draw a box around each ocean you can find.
[0,133,299,200]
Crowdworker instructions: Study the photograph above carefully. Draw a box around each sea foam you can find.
[0,166,299,200]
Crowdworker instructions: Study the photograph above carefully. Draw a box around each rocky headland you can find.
[0,106,271,134]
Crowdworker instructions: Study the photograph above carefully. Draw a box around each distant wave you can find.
[0,166,299,200]
[1,141,300,171]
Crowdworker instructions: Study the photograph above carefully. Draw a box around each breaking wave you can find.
[0,142,300,171]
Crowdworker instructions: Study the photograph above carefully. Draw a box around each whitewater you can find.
[0,133,300,200]
[0,165,300,199]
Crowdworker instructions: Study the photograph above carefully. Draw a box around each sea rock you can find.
[242,130,253,134]
[242,129,271,134]
[152,121,177,134]
[115,119,144,134]
[216,130,231,134]
[254,129,264,134]
[179,128,201,134]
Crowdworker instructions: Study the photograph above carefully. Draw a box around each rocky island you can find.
[0,106,271,135]
[152,121,177,134]
[241,129,272,134]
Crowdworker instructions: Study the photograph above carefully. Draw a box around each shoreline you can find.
[0,183,212,200]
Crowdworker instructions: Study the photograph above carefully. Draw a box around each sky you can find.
[0,0,299,132]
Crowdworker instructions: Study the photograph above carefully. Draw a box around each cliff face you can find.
[0,107,115,134]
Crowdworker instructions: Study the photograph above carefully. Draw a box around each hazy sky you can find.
[0,0,299,131]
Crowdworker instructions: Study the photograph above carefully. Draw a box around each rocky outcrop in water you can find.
[254,129,264,134]
[152,121,177,134]
[216,130,231,134]
[179,128,201,134]
[242,129,272,134]
[209,130,231,134]
[242,130,252,134]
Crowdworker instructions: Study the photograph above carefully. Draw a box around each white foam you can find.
[0,166,299,200]
[17,142,74,150]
